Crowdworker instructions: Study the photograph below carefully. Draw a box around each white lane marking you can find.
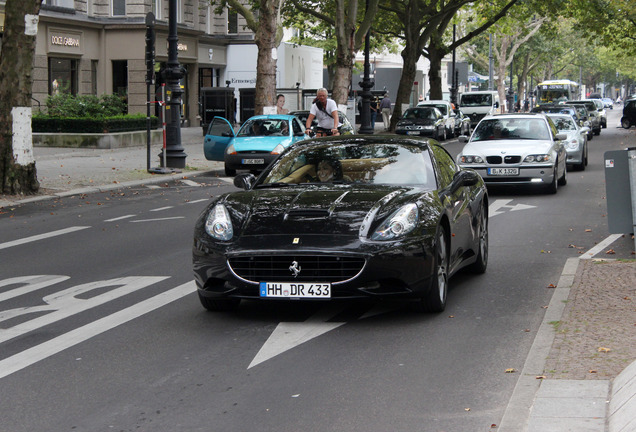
[104,215,136,222]
[0,275,69,303]
[248,305,346,369]
[0,281,195,380]
[130,217,185,223]
[0,226,91,251]
[489,199,536,217]
[188,199,209,204]
[580,233,624,259]
[150,206,174,212]
[179,179,201,187]
[0,276,168,344]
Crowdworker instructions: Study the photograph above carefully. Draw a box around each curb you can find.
[0,168,226,209]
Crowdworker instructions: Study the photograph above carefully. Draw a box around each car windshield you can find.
[471,118,551,141]
[238,119,289,137]
[461,94,492,107]
[421,104,448,115]
[260,142,436,187]
[403,108,437,120]
[548,116,576,131]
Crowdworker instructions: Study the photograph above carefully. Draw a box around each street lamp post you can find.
[161,0,187,168]
[358,1,374,134]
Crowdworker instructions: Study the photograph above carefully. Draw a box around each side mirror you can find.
[580,127,590,134]
[233,173,257,190]
[494,102,499,108]
[458,135,469,143]
[450,169,481,194]
[555,133,567,141]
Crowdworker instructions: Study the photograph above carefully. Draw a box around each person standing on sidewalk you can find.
[305,88,340,137]
[370,96,378,129]
[379,92,392,131]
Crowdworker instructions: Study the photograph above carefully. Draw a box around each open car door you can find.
[204,117,235,161]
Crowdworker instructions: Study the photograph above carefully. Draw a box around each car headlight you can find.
[459,155,483,163]
[205,204,233,241]
[371,203,418,241]
[226,144,236,155]
[271,144,285,155]
[566,139,579,150]
[423,125,434,130]
[524,154,552,163]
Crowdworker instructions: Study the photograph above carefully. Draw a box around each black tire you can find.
[622,117,632,129]
[546,164,558,194]
[198,291,240,312]
[594,127,600,136]
[558,161,567,186]
[468,206,488,274]
[224,165,236,177]
[416,226,448,313]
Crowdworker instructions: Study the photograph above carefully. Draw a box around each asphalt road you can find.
[0,108,632,432]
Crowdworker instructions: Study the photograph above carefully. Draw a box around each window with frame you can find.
[153,0,162,20]
[49,57,78,96]
[227,8,237,34]
[112,0,125,16]
[43,0,75,8]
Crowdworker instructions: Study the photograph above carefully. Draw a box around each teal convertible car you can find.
[204,115,307,176]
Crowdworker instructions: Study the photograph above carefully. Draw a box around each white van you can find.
[459,91,501,126]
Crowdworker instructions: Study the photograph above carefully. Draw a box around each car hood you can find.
[462,139,554,156]
[221,184,434,239]
[232,136,293,152]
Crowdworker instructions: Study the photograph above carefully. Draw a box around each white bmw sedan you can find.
[457,113,568,194]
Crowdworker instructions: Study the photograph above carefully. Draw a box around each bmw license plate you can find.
[406,131,420,136]
[242,158,265,165]
[259,282,331,298]
[488,167,519,176]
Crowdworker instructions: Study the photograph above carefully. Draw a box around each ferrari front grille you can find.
[228,255,366,283]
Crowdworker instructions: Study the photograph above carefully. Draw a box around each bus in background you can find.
[536,80,580,105]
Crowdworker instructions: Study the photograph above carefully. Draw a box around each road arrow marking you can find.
[248,305,346,369]
[489,199,536,217]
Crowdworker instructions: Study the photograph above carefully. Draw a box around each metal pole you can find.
[450,24,457,107]
[358,0,374,134]
[488,34,494,91]
[161,0,187,168]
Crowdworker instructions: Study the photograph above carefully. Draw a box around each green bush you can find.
[35,94,157,132]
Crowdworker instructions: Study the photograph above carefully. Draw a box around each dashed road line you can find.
[0,226,91,251]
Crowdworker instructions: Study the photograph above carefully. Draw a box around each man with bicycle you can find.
[305,88,341,137]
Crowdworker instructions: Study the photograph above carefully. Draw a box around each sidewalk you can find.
[1,125,635,432]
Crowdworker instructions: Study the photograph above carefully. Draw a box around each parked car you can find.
[589,99,607,128]
[566,100,602,135]
[602,98,614,109]
[621,98,636,129]
[289,110,354,135]
[531,104,593,140]
[203,115,306,176]
[453,109,472,137]
[395,106,446,140]
[546,113,589,171]
[417,100,455,138]
[193,135,489,313]
[457,113,568,194]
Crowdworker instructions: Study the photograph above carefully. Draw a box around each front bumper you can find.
[225,152,277,171]
[460,164,556,186]
[193,235,436,301]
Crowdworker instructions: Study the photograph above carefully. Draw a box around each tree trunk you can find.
[0,0,42,195]
[427,45,445,101]
[390,43,420,131]
[253,1,280,115]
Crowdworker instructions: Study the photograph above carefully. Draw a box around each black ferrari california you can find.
[193,135,488,313]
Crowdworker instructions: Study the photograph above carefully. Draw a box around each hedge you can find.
[32,115,160,133]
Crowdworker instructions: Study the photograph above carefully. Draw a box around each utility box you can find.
[604,148,636,234]
[200,87,235,134]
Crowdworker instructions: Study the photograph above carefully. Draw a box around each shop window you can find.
[112,0,126,16]
[199,68,219,89]
[112,60,128,112]
[227,9,237,34]
[49,57,78,95]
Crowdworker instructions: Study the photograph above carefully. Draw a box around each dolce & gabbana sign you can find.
[48,29,82,53]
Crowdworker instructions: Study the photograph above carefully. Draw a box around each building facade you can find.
[0,0,322,127]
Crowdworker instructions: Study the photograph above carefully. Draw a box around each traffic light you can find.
[145,12,155,85]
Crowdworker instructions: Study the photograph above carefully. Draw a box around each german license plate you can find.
[406,131,420,136]
[242,158,265,165]
[259,282,331,298]
[488,167,519,176]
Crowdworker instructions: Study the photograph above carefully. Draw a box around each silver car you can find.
[457,113,568,194]
[546,114,589,171]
